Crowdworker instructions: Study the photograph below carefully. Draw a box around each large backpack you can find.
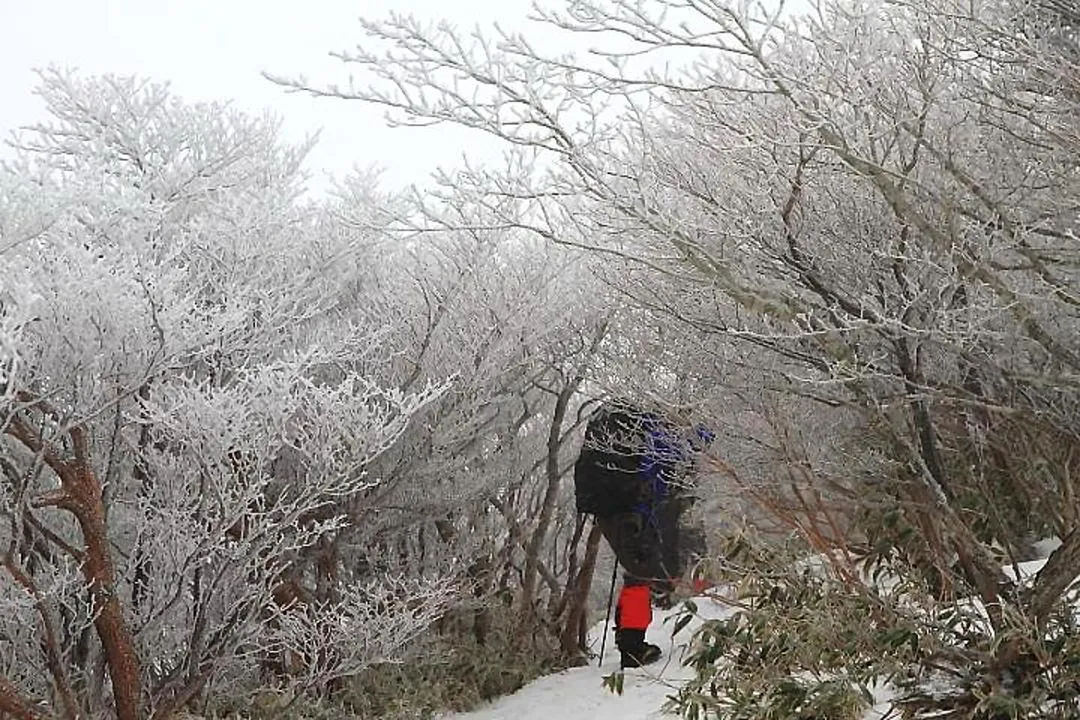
[573,405,651,516]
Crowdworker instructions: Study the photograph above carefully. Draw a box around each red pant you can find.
[616,584,652,631]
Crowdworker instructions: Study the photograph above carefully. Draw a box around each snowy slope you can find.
[441,595,735,720]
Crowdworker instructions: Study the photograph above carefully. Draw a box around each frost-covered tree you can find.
[0,71,453,720]
[315,176,616,662]
[280,0,1080,714]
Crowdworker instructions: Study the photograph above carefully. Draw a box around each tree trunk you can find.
[560,522,602,657]
[131,409,155,615]
[1029,529,1080,626]
[71,462,143,720]
[0,676,42,720]
[7,408,143,720]
[519,380,577,637]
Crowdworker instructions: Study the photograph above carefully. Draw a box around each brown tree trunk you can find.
[519,321,607,637]
[519,380,577,636]
[1029,529,1080,626]
[560,522,602,657]
[74,462,142,720]
[0,675,43,720]
[7,406,143,720]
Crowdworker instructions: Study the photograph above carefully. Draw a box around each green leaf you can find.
[602,671,625,696]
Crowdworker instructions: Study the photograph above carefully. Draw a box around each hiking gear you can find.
[616,583,652,631]
[595,505,695,594]
[573,404,652,516]
[615,582,660,668]
[596,512,661,584]
[621,643,662,669]
[691,576,715,594]
[575,401,713,666]
[598,550,620,669]
[615,628,662,669]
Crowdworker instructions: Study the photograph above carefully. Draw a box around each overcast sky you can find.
[0,0,541,192]
[1,1,806,193]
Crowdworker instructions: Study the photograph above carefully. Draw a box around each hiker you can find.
[573,401,712,669]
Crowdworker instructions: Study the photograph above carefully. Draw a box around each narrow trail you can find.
[441,595,734,720]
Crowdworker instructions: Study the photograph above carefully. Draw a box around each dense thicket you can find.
[4,0,1080,716]
[275,0,1080,715]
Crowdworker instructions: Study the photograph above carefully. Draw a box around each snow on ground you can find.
[444,543,1065,720]
[440,594,735,720]
[1002,557,1049,584]
[437,594,903,720]
[441,592,902,720]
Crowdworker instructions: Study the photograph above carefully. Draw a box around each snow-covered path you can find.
[439,552,1063,720]
[442,595,734,720]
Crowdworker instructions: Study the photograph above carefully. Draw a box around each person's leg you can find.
[597,513,663,667]
[613,580,661,668]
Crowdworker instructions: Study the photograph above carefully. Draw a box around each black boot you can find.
[623,642,662,669]
[615,628,662,669]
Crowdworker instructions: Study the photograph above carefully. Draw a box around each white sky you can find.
[1,0,803,193]
[0,0,539,192]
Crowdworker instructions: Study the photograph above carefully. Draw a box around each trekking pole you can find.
[598,547,619,667]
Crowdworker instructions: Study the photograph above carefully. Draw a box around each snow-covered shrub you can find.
[673,529,1080,720]
[673,537,902,720]
[1,62,618,719]
[258,0,1080,712]
[0,70,458,720]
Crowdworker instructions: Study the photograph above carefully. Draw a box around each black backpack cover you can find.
[573,405,650,516]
